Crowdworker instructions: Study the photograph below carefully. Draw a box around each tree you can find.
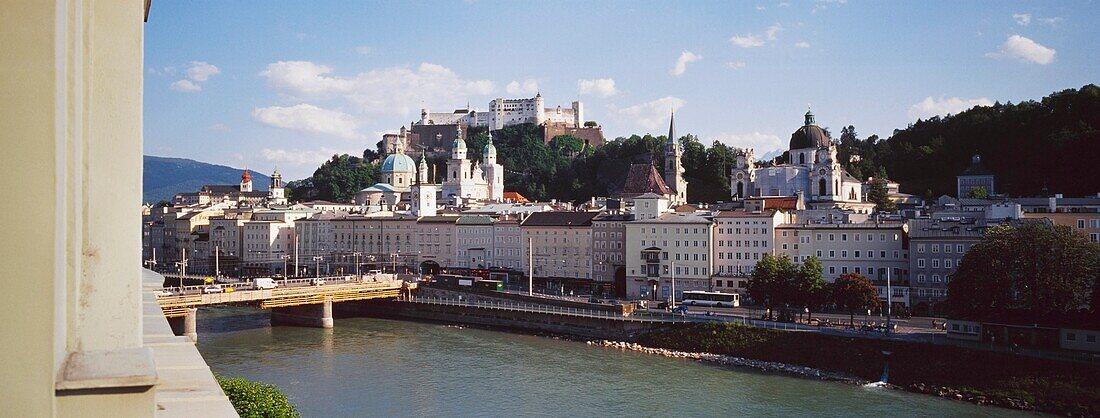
[867,178,897,212]
[584,120,598,128]
[309,154,380,203]
[747,254,799,319]
[549,134,584,155]
[217,376,300,418]
[793,257,829,321]
[967,186,989,199]
[833,273,880,327]
[948,222,1100,318]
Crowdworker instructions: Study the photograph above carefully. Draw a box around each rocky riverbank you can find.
[587,340,860,382]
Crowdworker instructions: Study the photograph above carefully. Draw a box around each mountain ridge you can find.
[143,155,269,204]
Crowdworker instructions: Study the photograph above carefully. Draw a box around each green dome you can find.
[381,153,416,173]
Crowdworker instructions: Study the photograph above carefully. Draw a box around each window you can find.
[1088,334,1097,343]
[1078,219,1086,229]
[956,244,964,253]
[918,274,926,283]
[1067,333,1077,341]
[917,244,925,253]
[932,244,940,253]
[945,245,952,253]
[945,259,953,269]
[932,259,940,268]
[918,259,925,268]
[933,274,941,283]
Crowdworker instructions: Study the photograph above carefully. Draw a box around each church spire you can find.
[667,110,676,145]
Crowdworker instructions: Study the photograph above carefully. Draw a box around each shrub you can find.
[216,376,300,418]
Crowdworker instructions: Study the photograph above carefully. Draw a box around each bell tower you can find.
[663,111,687,204]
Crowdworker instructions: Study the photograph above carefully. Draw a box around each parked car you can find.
[154,289,175,297]
[311,278,327,286]
[201,285,224,294]
[254,277,278,290]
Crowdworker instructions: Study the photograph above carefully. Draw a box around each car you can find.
[201,285,224,294]
[311,278,326,286]
[154,289,175,297]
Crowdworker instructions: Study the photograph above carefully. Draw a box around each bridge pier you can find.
[167,307,198,342]
[271,296,333,328]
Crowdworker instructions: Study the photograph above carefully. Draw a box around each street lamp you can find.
[352,251,363,279]
[281,255,291,285]
[313,256,323,278]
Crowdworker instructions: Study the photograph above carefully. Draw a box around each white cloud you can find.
[210,123,231,132]
[794,41,811,48]
[608,96,685,130]
[730,34,765,48]
[725,61,746,70]
[506,79,540,95]
[169,79,201,92]
[1038,16,1063,26]
[765,23,784,41]
[577,78,618,98]
[907,96,993,120]
[713,132,784,155]
[251,104,361,139]
[669,51,702,76]
[756,5,766,11]
[1012,13,1031,26]
[778,2,789,6]
[261,147,355,168]
[355,46,372,55]
[185,61,220,82]
[985,35,1056,65]
[259,61,495,116]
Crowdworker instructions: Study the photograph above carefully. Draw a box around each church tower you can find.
[268,167,286,205]
[411,153,437,217]
[730,149,756,199]
[663,111,687,204]
[481,130,504,201]
[240,169,253,193]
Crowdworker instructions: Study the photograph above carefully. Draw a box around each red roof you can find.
[241,170,252,181]
[620,164,671,196]
[503,191,528,203]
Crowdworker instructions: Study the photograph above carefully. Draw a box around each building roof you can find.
[959,154,994,177]
[200,185,240,194]
[594,213,635,222]
[381,153,416,173]
[715,209,778,218]
[521,211,599,227]
[418,215,460,224]
[789,112,832,150]
[502,191,528,203]
[620,164,672,196]
[747,196,799,211]
[631,212,712,224]
[456,215,493,225]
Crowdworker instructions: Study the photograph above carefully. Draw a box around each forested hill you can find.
[837,84,1100,199]
[143,156,268,204]
[289,84,1100,204]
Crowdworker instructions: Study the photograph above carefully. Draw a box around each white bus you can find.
[682,291,740,307]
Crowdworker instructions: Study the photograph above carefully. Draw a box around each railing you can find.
[401,295,684,323]
[159,275,362,295]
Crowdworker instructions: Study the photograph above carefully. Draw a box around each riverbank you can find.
[636,323,1100,416]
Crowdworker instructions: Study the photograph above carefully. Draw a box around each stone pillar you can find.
[167,308,199,342]
[271,297,334,328]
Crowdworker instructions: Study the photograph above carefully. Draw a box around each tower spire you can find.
[667,110,676,145]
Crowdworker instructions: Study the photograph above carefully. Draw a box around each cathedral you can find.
[729,110,873,213]
[441,125,504,202]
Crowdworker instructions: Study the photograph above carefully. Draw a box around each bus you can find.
[681,291,740,308]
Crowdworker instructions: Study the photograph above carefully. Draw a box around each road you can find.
[657,304,947,332]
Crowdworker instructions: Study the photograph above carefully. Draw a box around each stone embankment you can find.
[588,340,858,382]
[908,383,1035,411]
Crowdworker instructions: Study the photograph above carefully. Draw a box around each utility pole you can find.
[528,237,533,296]
[177,248,187,289]
[670,260,676,309]
[885,267,892,336]
[313,256,322,278]
[294,235,300,278]
[353,252,362,278]
[281,255,291,285]
[215,245,220,279]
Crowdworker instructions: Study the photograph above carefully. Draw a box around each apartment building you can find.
[456,215,495,268]
[712,209,788,296]
[417,215,460,273]
[521,212,599,289]
[592,213,632,295]
[624,212,713,301]
[493,215,523,270]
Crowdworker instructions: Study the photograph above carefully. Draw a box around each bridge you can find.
[156,276,407,341]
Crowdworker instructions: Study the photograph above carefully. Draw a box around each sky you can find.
[144,0,1099,180]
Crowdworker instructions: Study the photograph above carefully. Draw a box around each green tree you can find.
[747,254,799,318]
[833,273,880,327]
[583,120,598,128]
[310,154,380,203]
[217,376,300,418]
[967,186,989,199]
[548,134,585,155]
[867,178,897,212]
[948,222,1100,318]
[794,257,829,320]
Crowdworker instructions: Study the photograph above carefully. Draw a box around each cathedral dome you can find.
[483,132,496,157]
[381,153,416,174]
[789,110,831,150]
[452,137,467,151]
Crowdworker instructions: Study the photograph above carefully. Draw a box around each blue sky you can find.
[144,1,1098,180]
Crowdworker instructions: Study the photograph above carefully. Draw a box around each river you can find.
[195,306,1030,417]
